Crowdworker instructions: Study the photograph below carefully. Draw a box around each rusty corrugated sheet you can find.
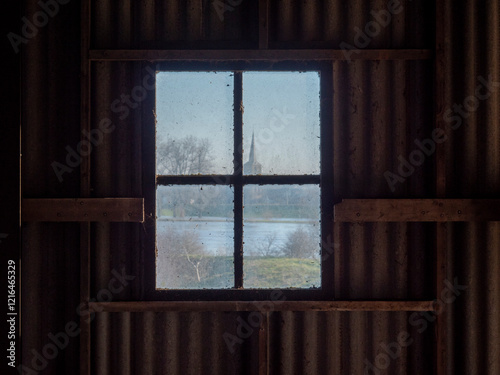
[269,0,432,48]
[444,1,500,374]
[91,0,259,49]
[92,311,257,375]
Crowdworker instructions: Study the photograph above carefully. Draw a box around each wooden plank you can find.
[80,0,91,373]
[22,198,144,222]
[157,174,320,185]
[321,63,335,299]
[334,199,500,222]
[435,222,447,375]
[434,1,448,374]
[80,223,91,375]
[89,49,433,62]
[259,0,269,49]
[89,300,436,313]
[258,312,269,375]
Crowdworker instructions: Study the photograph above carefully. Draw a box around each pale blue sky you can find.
[155,71,321,175]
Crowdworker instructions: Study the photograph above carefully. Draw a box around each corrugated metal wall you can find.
[444,1,500,374]
[21,0,500,374]
[21,0,81,374]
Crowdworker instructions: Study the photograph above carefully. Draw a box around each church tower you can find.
[243,132,262,174]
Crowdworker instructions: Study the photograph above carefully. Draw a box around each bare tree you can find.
[157,136,216,217]
[157,135,213,175]
[157,229,211,287]
[281,226,319,259]
[252,232,281,257]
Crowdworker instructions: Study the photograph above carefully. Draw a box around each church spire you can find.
[248,132,256,163]
[244,131,262,175]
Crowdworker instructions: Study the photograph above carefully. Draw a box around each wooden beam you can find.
[258,312,269,375]
[258,0,269,49]
[334,199,500,222]
[89,49,433,62]
[434,1,449,374]
[22,198,144,222]
[80,0,91,372]
[89,300,436,313]
[80,223,91,375]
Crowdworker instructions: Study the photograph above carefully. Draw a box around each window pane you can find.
[243,185,321,288]
[156,72,234,175]
[156,185,234,289]
[242,72,320,175]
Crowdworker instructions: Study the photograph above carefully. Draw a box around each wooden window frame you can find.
[142,61,334,301]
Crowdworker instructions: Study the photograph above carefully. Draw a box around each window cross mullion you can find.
[233,71,244,289]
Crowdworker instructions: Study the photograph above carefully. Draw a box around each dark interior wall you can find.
[21,0,81,373]
[19,1,499,374]
[443,2,500,374]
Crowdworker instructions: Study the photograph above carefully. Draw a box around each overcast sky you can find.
[155,71,321,175]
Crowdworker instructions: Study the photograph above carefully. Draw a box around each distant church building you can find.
[244,133,262,174]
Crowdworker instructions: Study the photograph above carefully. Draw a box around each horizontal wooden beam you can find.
[89,300,435,313]
[22,198,144,222]
[334,199,500,222]
[156,174,320,185]
[89,49,433,62]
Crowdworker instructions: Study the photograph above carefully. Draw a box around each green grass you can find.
[198,256,320,289]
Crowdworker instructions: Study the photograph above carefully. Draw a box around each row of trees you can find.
[247,226,319,259]
[156,135,319,220]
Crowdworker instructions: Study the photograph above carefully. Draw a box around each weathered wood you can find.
[434,1,449,374]
[22,198,144,222]
[80,223,91,375]
[89,300,436,312]
[157,174,320,185]
[259,0,269,49]
[89,49,433,62]
[258,312,269,375]
[80,0,91,372]
[334,199,500,222]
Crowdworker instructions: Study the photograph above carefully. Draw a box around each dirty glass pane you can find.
[242,72,320,175]
[156,72,234,175]
[156,185,234,289]
[243,185,321,288]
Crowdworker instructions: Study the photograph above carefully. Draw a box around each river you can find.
[157,218,319,255]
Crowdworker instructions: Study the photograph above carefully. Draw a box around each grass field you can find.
[157,255,320,289]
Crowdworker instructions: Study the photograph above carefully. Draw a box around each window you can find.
[145,62,333,300]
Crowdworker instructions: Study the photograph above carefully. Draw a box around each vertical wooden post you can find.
[258,312,269,375]
[435,1,448,374]
[80,0,91,374]
[259,0,269,49]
